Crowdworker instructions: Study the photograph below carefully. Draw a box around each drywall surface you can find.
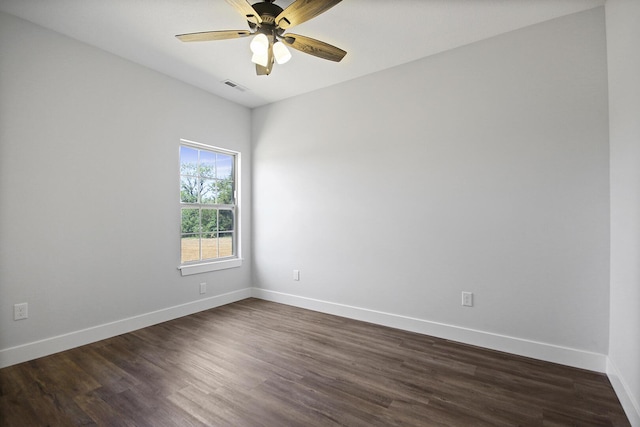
[0,12,252,357]
[252,8,609,357]
[606,0,640,424]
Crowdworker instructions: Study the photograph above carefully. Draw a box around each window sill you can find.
[178,258,242,276]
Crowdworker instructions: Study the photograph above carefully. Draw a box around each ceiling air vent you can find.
[222,79,247,92]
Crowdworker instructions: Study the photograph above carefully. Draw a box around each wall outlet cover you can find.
[462,292,474,307]
[14,303,28,320]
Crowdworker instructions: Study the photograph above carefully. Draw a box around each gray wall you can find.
[252,8,609,358]
[0,12,252,355]
[606,0,640,424]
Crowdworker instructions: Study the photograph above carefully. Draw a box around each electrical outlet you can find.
[293,270,300,281]
[14,303,28,320]
[462,292,473,307]
[199,283,207,295]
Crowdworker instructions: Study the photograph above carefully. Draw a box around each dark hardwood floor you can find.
[0,298,630,426]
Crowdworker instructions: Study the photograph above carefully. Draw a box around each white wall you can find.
[0,12,252,366]
[606,0,640,424]
[252,8,610,368]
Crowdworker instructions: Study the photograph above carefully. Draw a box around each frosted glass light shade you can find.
[273,41,292,64]
[250,33,269,54]
[251,52,269,67]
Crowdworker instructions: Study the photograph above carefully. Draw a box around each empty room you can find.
[0,0,638,425]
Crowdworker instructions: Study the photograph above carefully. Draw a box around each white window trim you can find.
[178,139,242,276]
[178,258,242,276]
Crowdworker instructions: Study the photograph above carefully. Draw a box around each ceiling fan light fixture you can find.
[250,33,269,54]
[273,41,292,64]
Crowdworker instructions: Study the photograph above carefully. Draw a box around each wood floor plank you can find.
[0,298,630,426]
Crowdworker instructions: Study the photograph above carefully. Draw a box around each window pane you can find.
[200,150,215,178]
[181,235,200,263]
[202,233,217,260]
[200,179,218,204]
[180,144,238,265]
[216,178,234,204]
[181,209,200,233]
[201,209,217,233]
[180,176,199,203]
[218,233,234,257]
[219,210,234,231]
[216,154,234,180]
[180,146,198,176]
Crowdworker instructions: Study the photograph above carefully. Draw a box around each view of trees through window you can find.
[180,144,236,264]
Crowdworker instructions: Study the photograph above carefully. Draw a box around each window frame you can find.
[177,139,242,276]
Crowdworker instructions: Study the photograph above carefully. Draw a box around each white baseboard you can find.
[0,288,252,369]
[1,287,608,374]
[607,358,640,427]
[2,286,633,425]
[251,288,607,373]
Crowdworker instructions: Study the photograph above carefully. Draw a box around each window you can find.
[178,140,241,275]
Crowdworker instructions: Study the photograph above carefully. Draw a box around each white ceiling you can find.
[0,0,605,108]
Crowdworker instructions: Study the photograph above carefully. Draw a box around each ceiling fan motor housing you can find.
[249,1,283,27]
[250,1,286,36]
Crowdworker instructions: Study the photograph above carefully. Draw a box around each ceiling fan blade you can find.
[282,34,346,62]
[256,64,270,75]
[176,30,251,42]
[225,0,262,24]
[276,0,342,29]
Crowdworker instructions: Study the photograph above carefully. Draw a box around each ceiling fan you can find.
[176,0,347,76]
